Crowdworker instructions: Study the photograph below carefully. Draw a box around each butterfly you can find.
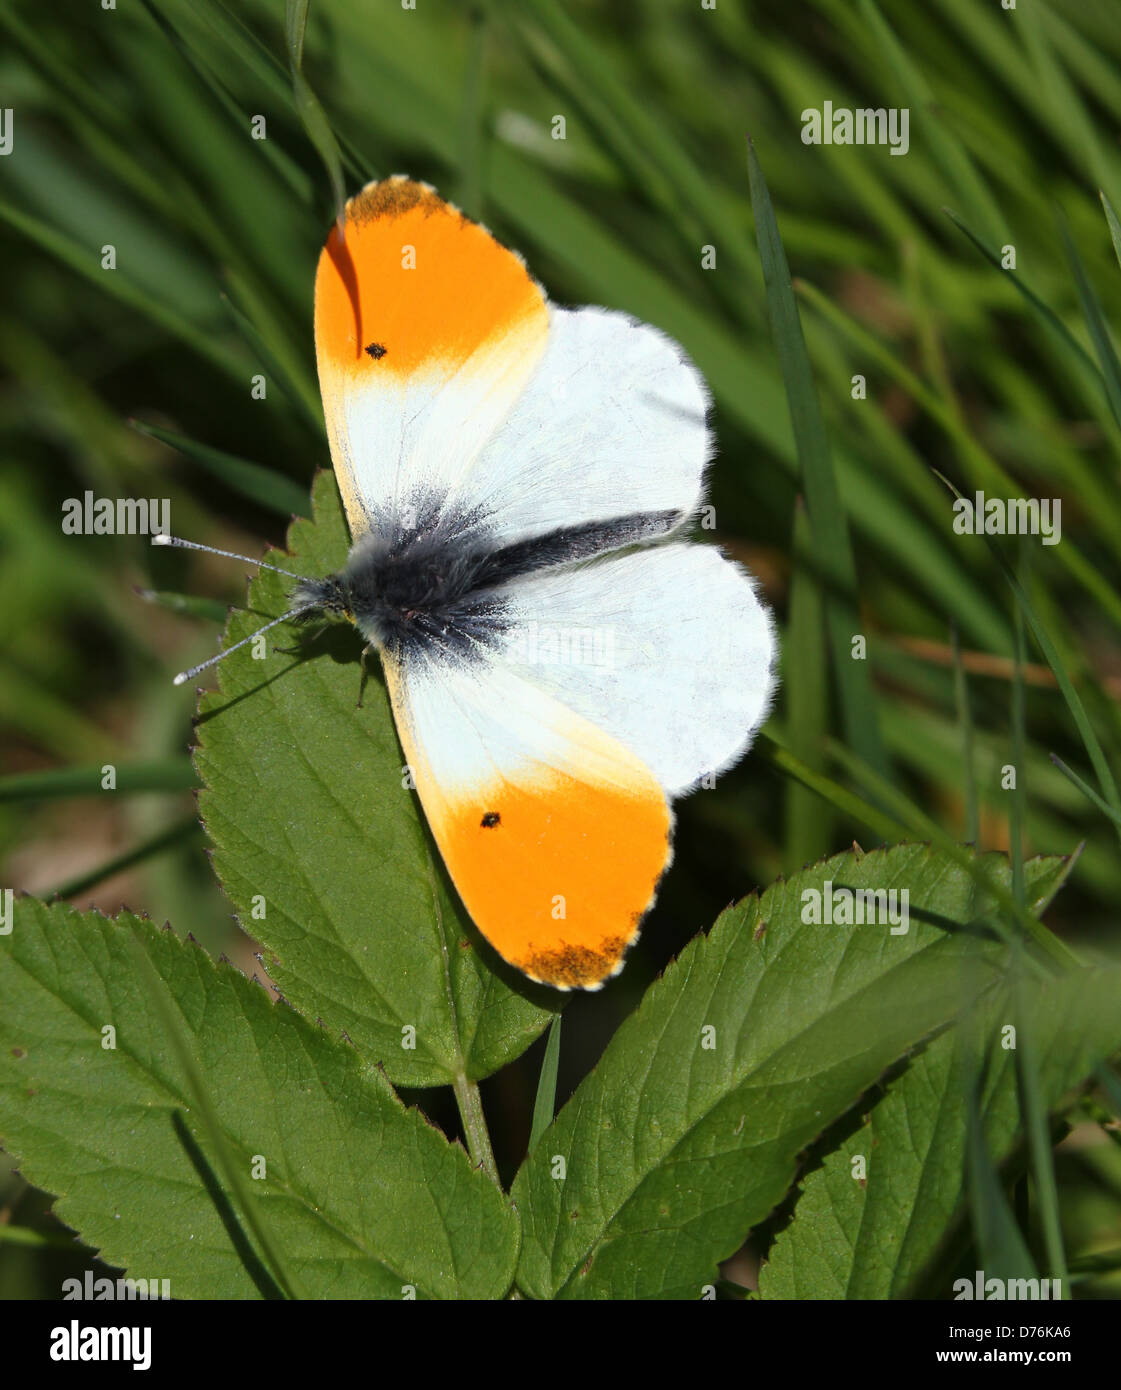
[165,177,776,990]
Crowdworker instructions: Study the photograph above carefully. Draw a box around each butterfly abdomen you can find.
[330,501,687,662]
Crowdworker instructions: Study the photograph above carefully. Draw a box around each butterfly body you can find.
[293,507,684,661]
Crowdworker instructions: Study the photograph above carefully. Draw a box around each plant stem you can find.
[453,1071,500,1187]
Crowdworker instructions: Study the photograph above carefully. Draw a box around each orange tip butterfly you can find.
[160,177,777,990]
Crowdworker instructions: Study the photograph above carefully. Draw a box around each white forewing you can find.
[331,325,546,534]
[448,306,712,543]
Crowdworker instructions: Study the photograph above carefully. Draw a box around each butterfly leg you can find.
[357,643,374,709]
[276,623,328,657]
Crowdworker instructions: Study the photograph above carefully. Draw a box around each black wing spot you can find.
[365,342,387,360]
[481,811,501,828]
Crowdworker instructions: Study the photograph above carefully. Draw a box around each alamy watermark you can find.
[953,1270,1063,1301]
[62,1272,170,1300]
[61,492,170,536]
[800,880,910,934]
[49,1321,152,1371]
[504,621,616,670]
[801,101,910,156]
[952,491,1061,546]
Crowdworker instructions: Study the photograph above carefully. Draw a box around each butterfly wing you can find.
[315,179,711,554]
[314,177,549,538]
[489,542,776,797]
[384,651,672,990]
[384,539,774,990]
[445,304,712,547]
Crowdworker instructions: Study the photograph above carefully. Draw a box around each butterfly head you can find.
[289,573,353,624]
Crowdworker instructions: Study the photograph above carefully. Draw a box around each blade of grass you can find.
[1102,191,1121,271]
[1070,1249,1121,1278]
[1049,755,1121,830]
[964,1055,1039,1284]
[943,208,1103,385]
[285,0,346,231]
[130,0,327,390]
[219,288,323,432]
[758,732,907,845]
[827,739,1080,971]
[860,0,1006,247]
[139,0,314,207]
[1010,544,1028,906]
[494,0,759,323]
[1095,1062,1121,1118]
[134,588,232,623]
[0,198,245,382]
[457,6,489,220]
[0,760,197,803]
[747,137,888,779]
[1013,955,1070,1297]
[48,817,201,900]
[951,622,980,844]
[528,1015,562,1153]
[205,0,372,181]
[1056,206,1121,429]
[932,474,1121,843]
[0,659,118,764]
[1018,0,1121,213]
[130,419,311,518]
[785,497,831,864]
[796,274,1121,612]
[797,272,1121,534]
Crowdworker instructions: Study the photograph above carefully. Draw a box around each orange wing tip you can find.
[518,834,676,992]
[522,937,630,992]
[338,175,544,293]
[344,174,456,226]
[317,174,547,383]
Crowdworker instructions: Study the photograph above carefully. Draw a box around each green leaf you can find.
[194,471,555,1089]
[0,900,521,1300]
[511,843,1066,1300]
[759,963,1121,1298]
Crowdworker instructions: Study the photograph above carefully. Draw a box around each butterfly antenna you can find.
[152,533,314,582]
[171,603,320,687]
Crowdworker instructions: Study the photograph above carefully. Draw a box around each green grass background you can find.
[1,0,1120,1295]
